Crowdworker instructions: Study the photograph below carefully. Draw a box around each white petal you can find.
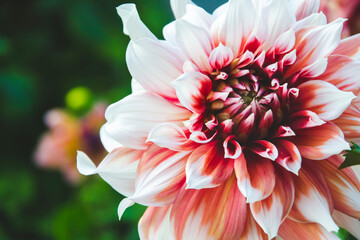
[182,4,212,31]
[126,38,186,101]
[100,125,122,153]
[131,78,145,93]
[291,0,320,20]
[175,20,214,72]
[170,0,192,19]
[333,210,360,239]
[77,151,97,175]
[104,92,190,150]
[116,4,156,40]
[292,12,327,31]
[118,198,135,221]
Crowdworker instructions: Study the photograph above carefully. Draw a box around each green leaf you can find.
[340,142,360,169]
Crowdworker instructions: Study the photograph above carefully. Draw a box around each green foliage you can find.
[341,142,360,169]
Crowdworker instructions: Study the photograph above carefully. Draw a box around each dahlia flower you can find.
[35,103,106,183]
[77,0,360,238]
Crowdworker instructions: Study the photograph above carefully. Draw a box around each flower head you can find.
[78,0,360,238]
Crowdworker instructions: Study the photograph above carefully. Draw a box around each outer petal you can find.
[250,168,295,239]
[138,206,175,240]
[172,72,212,113]
[171,176,247,240]
[104,92,191,150]
[211,0,256,57]
[319,54,360,94]
[333,104,360,143]
[175,20,214,72]
[116,4,156,41]
[288,161,338,232]
[126,38,186,101]
[278,219,340,240]
[234,151,276,203]
[99,125,122,153]
[185,141,233,189]
[132,144,189,206]
[332,210,360,239]
[318,155,360,219]
[294,80,355,121]
[332,33,360,60]
[77,148,142,197]
[182,4,212,31]
[239,207,268,240]
[170,0,192,19]
[291,0,320,20]
[289,123,349,160]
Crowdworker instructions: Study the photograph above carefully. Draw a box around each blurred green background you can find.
[0,0,357,239]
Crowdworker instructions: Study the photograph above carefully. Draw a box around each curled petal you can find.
[294,80,355,121]
[234,151,276,203]
[77,148,142,197]
[171,176,247,240]
[133,144,189,206]
[173,72,212,113]
[288,110,325,130]
[290,123,349,160]
[274,139,302,175]
[117,4,156,40]
[118,198,135,221]
[185,141,233,189]
[209,43,234,70]
[288,161,338,232]
[248,140,279,161]
[104,92,190,150]
[250,168,295,239]
[223,135,242,159]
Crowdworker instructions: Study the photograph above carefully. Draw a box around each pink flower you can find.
[35,103,107,183]
[78,0,360,239]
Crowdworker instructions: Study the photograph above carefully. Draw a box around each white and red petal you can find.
[138,206,175,240]
[104,92,191,150]
[273,139,302,175]
[132,144,189,206]
[278,219,340,240]
[248,140,279,161]
[332,105,360,143]
[294,80,355,121]
[211,0,256,57]
[171,176,247,240]
[289,123,349,160]
[223,135,242,159]
[319,155,360,219]
[234,151,276,203]
[185,141,233,189]
[332,210,360,239]
[332,33,360,60]
[288,161,338,232]
[77,148,142,197]
[288,110,325,130]
[250,168,295,239]
[173,72,212,113]
[116,4,156,41]
[126,38,186,101]
[292,0,320,20]
[209,43,234,70]
[175,19,214,72]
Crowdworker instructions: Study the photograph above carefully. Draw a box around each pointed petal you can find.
[239,207,268,240]
[209,43,234,70]
[170,0,192,19]
[116,4,156,40]
[104,92,190,150]
[319,155,360,219]
[294,80,355,121]
[175,19,214,72]
[172,72,212,113]
[171,176,247,240]
[234,151,276,203]
[288,161,339,232]
[250,168,295,239]
[292,0,320,20]
[78,147,143,197]
[274,140,302,175]
[332,33,360,60]
[147,123,197,151]
[139,206,175,240]
[319,54,360,94]
[118,198,135,221]
[185,141,233,189]
[182,4,213,31]
[211,0,256,57]
[288,110,325,130]
[248,140,279,161]
[278,219,340,240]
[126,38,186,101]
[332,210,360,239]
[132,144,189,206]
[290,123,350,160]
